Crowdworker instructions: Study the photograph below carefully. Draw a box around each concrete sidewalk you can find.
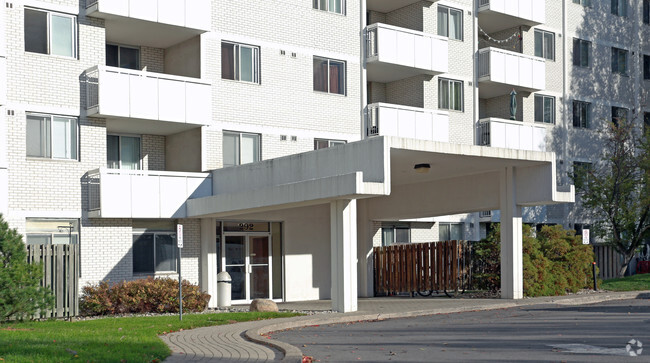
[160,291,649,363]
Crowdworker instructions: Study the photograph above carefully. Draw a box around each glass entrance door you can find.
[223,234,271,302]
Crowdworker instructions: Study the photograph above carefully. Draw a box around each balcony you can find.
[477,118,546,152]
[86,0,210,48]
[366,23,448,83]
[477,0,545,33]
[477,47,545,98]
[365,103,449,142]
[87,168,212,219]
[85,65,212,135]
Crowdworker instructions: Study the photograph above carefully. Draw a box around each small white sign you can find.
[582,229,590,245]
[177,224,184,248]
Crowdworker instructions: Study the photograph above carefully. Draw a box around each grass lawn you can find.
[0,311,300,363]
[601,273,650,291]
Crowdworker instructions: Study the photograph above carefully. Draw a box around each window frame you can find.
[312,0,345,15]
[106,44,140,70]
[611,0,628,17]
[132,231,178,274]
[438,78,463,111]
[439,223,464,241]
[572,100,591,129]
[611,106,628,127]
[572,38,591,67]
[534,29,555,61]
[611,47,628,75]
[644,0,650,24]
[644,55,650,80]
[534,95,555,124]
[221,41,261,84]
[381,225,411,246]
[24,8,77,58]
[25,218,79,245]
[223,131,261,167]
[107,134,142,170]
[313,56,346,95]
[437,5,463,41]
[572,0,592,6]
[26,113,78,160]
[314,138,346,150]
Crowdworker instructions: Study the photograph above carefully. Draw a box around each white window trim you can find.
[313,0,346,15]
[221,41,261,84]
[26,113,78,160]
[24,7,77,58]
[132,231,178,274]
[611,47,628,75]
[314,138,346,149]
[223,131,261,167]
[534,29,555,61]
[106,43,141,70]
[313,56,346,95]
[107,134,142,170]
[572,100,591,129]
[437,5,463,41]
[573,38,590,67]
[534,95,556,124]
[438,78,464,112]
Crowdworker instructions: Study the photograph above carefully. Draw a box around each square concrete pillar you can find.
[500,167,523,299]
[331,199,358,312]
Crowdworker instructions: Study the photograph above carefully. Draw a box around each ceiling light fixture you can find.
[414,163,431,174]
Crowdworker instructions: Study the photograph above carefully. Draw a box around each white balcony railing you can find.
[477,0,545,33]
[365,103,449,142]
[86,0,210,31]
[87,167,212,219]
[86,65,211,126]
[477,118,546,152]
[477,47,545,97]
[366,23,448,82]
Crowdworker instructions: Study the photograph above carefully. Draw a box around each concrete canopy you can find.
[187,136,574,312]
[187,136,573,219]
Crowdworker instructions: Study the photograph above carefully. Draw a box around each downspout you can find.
[360,1,367,141]
[562,0,568,181]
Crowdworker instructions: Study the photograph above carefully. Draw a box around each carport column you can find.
[331,199,358,312]
[500,167,523,299]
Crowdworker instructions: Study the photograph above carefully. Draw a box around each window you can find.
[313,0,345,15]
[223,131,260,167]
[644,55,650,80]
[221,42,260,83]
[26,114,77,159]
[573,38,590,67]
[573,101,590,128]
[534,29,554,61]
[133,232,177,274]
[25,219,79,245]
[611,47,628,75]
[534,95,555,124]
[24,8,76,57]
[107,135,141,170]
[611,0,627,17]
[437,6,463,41]
[439,223,463,241]
[572,0,592,6]
[313,57,346,95]
[644,0,650,24]
[438,78,463,111]
[645,113,650,134]
[106,44,139,70]
[382,226,410,246]
[314,139,345,150]
[572,161,593,189]
[611,106,628,126]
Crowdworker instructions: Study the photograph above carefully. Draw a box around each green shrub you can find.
[80,277,210,316]
[0,214,54,321]
[476,224,597,297]
[471,225,500,292]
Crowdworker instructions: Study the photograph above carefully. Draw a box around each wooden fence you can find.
[373,241,472,296]
[593,244,623,280]
[26,244,80,318]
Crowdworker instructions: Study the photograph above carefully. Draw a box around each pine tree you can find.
[0,214,53,320]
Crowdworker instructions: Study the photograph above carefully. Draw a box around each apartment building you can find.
[4,0,643,312]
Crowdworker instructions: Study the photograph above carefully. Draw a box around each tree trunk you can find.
[618,251,635,277]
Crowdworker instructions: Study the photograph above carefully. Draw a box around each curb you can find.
[245,290,650,362]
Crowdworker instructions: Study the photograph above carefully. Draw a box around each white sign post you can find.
[177,224,183,320]
[582,229,590,245]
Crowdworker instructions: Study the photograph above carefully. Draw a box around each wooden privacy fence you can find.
[26,244,80,318]
[373,241,472,296]
[593,244,623,280]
